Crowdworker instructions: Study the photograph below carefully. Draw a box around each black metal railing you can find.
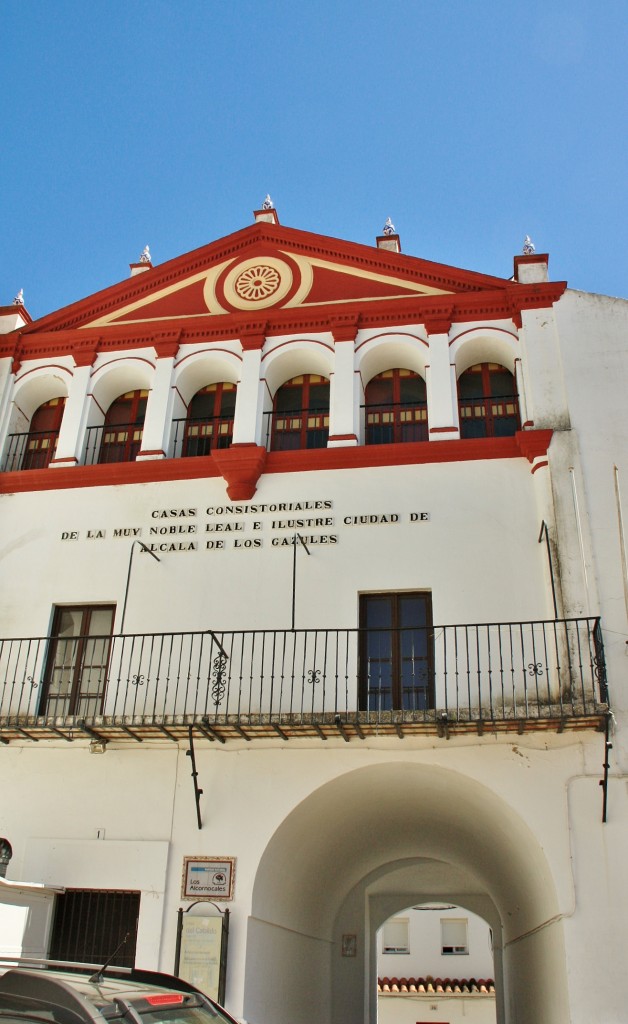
[264,408,329,451]
[2,430,60,471]
[171,416,234,458]
[83,423,144,465]
[362,401,429,445]
[458,395,520,438]
[0,618,608,729]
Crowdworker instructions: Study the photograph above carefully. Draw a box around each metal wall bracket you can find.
[186,725,203,830]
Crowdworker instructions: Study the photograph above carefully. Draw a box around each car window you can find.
[137,1007,235,1024]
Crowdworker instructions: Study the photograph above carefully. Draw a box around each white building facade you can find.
[0,209,626,1024]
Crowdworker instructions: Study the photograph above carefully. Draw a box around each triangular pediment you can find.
[23,222,514,334]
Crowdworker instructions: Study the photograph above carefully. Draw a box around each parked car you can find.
[0,961,238,1024]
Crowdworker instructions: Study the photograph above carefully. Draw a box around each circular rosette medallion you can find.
[223,256,293,310]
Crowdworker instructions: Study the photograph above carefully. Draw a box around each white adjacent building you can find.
[0,205,627,1024]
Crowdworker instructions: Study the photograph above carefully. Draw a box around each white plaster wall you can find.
[377,906,493,980]
[378,993,495,1024]
[0,459,552,640]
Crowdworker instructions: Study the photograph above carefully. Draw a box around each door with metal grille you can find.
[49,889,140,967]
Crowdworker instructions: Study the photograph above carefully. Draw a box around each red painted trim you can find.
[429,426,457,433]
[87,393,106,417]
[328,434,358,442]
[449,325,519,346]
[50,457,78,465]
[18,222,518,336]
[211,444,267,499]
[0,456,223,493]
[260,337,334,363]
[0,430,554,495]
[355,330,428,352]
[0,305,32,324]
[330,315,360,342]
[3,279,568,367]
[531,459,549,473]
[90,355,156,379]
[522,420,534,428]
[137,449,166,457]
[174,348,243,369]
[515,429,553,463]
[16,363,73,382]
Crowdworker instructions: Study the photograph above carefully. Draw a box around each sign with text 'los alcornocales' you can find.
[182,856,235,901]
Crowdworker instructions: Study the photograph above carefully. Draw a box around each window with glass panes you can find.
[365,368,428,444]
[40,605,115,717]
[457,363,520,438]
[441,917,469,955]
[22,397,66,469]
[271,374,329,451]
[98,390,147,463]
[184,382,236,456]
[359,593,434,711]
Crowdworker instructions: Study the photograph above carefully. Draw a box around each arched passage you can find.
[245,762,570,1024]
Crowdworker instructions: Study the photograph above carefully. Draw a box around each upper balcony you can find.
[0,358,526,479]
[0,617,608,744]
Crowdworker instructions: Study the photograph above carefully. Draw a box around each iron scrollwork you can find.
[211,654,228,707]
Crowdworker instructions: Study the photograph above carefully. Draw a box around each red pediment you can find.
[17,222,520,336]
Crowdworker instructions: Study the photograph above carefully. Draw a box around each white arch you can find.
[173,349,242,408]
[246,762,569,1024]
[11,365,71,425]
[261,338,334,400]
[88,356,156,423]
[356,332,428,390]
[450,328,519,377]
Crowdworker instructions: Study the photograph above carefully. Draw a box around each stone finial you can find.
[139,245,151,264]
[13,288,24,306]
[522,235,536,255]
[383,217,396,236]
[262,194,274,210]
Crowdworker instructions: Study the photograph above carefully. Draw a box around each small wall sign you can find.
[341,933,357,957]
[182,856,236,901]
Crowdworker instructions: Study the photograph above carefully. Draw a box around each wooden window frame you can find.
[359,592,434,711]
[40,605,116,717]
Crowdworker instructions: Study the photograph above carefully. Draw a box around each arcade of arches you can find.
[10,362,520,470]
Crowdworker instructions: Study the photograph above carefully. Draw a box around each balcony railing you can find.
[264,408,329,451]
[171,417,234,458]
[458,395,520,438]
[0,618,608,743]
[362,402,429,445]
[83,423,144,465]
[2,430,60,471]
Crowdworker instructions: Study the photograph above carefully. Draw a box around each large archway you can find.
[245,762,570,1024]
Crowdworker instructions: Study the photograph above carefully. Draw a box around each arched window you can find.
[98,389,147,464]
[20,397,65,470]
[183,382,236,457]
[270,374,329,451]
[457,363,520,438]
[364,369,428,444]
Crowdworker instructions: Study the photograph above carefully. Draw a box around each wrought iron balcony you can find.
[2,430,60,471]
[363,401,429,445]
[171,416,234,458]
[83,423,144,465]
[0,618,608,743]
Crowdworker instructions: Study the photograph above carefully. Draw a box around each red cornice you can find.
[0,283,567,366]
[0,431,553,495]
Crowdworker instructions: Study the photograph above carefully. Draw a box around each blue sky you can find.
[1,1,626,320]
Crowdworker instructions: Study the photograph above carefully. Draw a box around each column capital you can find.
[329,315,360,343]
[423,316,452,337]
[238,321,267,351]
